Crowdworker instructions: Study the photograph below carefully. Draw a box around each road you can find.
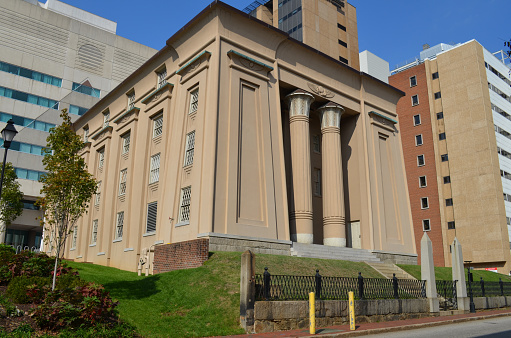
[363,316,511,338]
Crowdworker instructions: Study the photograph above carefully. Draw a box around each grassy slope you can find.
[68,251,382,338]
[398,264,511,282]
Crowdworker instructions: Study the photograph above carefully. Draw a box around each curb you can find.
[310,312,511,337]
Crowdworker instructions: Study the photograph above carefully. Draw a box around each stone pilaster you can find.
[286,91,315,244]
[317,103,346,247]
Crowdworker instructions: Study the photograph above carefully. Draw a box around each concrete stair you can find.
[366,262,417,280]
[290,242,382,263]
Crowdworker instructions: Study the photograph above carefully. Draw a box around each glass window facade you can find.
[0,61,62,87]
[72,82,100,98]
[0,86,58,109]
[69,105,88,116]
[0,112,55,132]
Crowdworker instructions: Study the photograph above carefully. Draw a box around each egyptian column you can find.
[317,102,346,247]
[286,90,315,244]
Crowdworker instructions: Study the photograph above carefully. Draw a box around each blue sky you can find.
[61,0,510,70]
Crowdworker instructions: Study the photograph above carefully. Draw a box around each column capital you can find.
[318,102,344,130]
[285,90,315,119]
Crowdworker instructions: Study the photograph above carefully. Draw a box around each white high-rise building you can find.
[0,0,156,250]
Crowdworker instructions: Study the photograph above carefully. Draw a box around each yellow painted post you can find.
[348,291,355,331]
[309,292,315,334]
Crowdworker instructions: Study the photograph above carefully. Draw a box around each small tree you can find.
[39,109,97,290]
[0,162,24,242]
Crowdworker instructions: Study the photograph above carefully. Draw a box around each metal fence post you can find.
[480,277,485,297]
[358,272,364,299]
[499,278,504,296]
[393,274,399,299]
[263,267,270,300]
[315,269,322,300]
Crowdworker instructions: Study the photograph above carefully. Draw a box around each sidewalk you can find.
[218,308,511,338]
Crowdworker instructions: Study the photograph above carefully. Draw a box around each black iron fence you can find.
[255,268,426,301]
[469,278,511,297]
[436,280,457,310]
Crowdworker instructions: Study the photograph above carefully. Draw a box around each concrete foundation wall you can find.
[371,250,418,265]
[199,233,292,256]
[473,296,511,310]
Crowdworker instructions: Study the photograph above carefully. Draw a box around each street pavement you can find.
[215,308,511,338]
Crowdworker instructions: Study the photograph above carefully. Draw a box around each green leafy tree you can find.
[39,109,97,290]
[0,162,23,242]
[505,39,511,57]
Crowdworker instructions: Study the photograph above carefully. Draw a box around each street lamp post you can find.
[464,260,476,313]
[0,119,18,243]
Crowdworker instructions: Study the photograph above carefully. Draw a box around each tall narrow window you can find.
[439,132,446,140]
[91,220,98,245]
[127,91,135,110]
[179,186,191,223]
[419,176,427,187]
[83,127,89,143]
[417,155,425,166]
[153,114,163,138]
[422,219,431,231]
[149,153,161,184]
[118,169,127,196]
[183,131,195,166]
[95,181,101,206]
[157,68,167,89]
[410,76,417,87]
[103,111,109,128]
[189,88,199,114]
[415,134,423,146]
[421,197,429,209]
[98,148,105,169]
[122,132,130,154]
[314,168,321,196]
[146,202,158,233]
[115,211,124,239]
[411,95,419,106]
[71,226,78,249]
[413,114,421,126]
[313,135,321,153]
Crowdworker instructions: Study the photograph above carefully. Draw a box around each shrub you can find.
[32,283,119,331]
[0,294,17,317]
[58,322,139,338]
[0,245,15,285]
[6,276,50,304]
[21,253,54,277]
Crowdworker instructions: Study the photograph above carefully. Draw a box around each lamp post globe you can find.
[1,119,18,149]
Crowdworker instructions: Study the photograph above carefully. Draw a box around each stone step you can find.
[290,243,382,264]
[366,262,417,280]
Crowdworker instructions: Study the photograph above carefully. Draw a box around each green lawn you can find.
[68,251,383,337]
[398,264,511,282]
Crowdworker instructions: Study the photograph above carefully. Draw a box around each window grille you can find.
[179,186,191,222]
[91,220,98,245]
[184,131,195,166]
[103,112,109,128]
[95,181,101,206]
[122,132,130,154]
[157,69,167,89]
[189,88,199,114]
[71,226,78,249]
[98,149,105,169]
[127,92,135,110]
[119,169,127,196]
[115,212,124,239]
[149,153,160,184]
[153,114,163,138]
[146,202,158,233]
[314,168,321,196]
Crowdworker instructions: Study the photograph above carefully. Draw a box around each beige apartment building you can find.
[65,1,416,272]
[390,41,511,274]
[247,0,359,69]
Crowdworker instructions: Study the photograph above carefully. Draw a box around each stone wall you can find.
[152,239,209,274]
[198,232,292,256]
[473,296,511,309]
[371,250,418,265]
[253,299,433,333]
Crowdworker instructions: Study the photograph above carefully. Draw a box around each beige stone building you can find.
[390,41,511,274]
[65,1,416,272]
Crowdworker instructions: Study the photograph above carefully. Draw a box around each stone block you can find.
[473,297,487,309]
[487,296,505,308]
[254,320,274,333]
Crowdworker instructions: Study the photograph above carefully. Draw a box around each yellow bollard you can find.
[309,292,315,334]
[348,291,355,331]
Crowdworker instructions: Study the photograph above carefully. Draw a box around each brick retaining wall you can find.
[153,238,209,274]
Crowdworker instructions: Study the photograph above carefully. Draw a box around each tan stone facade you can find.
[390,41,511,273]
[65,2,415,272]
